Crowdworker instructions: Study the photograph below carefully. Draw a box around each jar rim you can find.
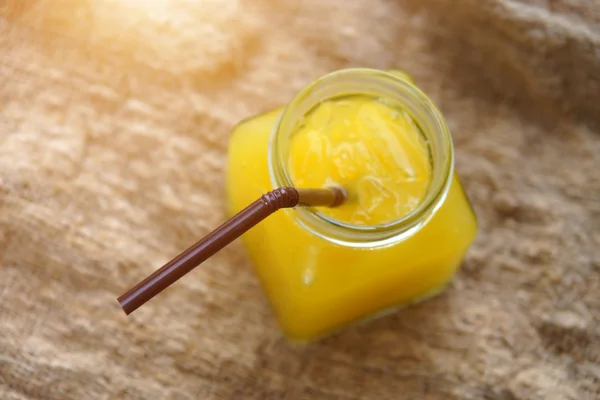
[269,68,454,247]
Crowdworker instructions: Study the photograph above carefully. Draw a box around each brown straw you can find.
[117,186,347,315]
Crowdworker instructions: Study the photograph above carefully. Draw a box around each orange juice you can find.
[288,95,432,225]
[226,69,477,341]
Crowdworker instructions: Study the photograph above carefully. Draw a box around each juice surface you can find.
[288,95,431,225]
[227,91,477,341]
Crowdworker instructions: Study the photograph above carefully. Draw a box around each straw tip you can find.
[331,186,348,207]
[117,295,134,316]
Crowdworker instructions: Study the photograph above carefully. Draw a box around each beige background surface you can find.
[1,0,599,399]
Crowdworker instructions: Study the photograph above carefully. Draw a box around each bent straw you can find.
[117,186,347,315]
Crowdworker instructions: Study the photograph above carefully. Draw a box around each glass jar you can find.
[226,68,477,341]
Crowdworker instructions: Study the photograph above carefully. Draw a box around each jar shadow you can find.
[248,289,464,398]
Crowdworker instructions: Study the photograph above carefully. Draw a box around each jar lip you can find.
[269,68,454,245]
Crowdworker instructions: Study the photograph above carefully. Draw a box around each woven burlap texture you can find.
[1,0,599,399]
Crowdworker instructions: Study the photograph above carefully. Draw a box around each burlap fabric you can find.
[1,0,598,399]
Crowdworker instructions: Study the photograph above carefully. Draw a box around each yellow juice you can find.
[288,95,432,225]
[226,69,477,341]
